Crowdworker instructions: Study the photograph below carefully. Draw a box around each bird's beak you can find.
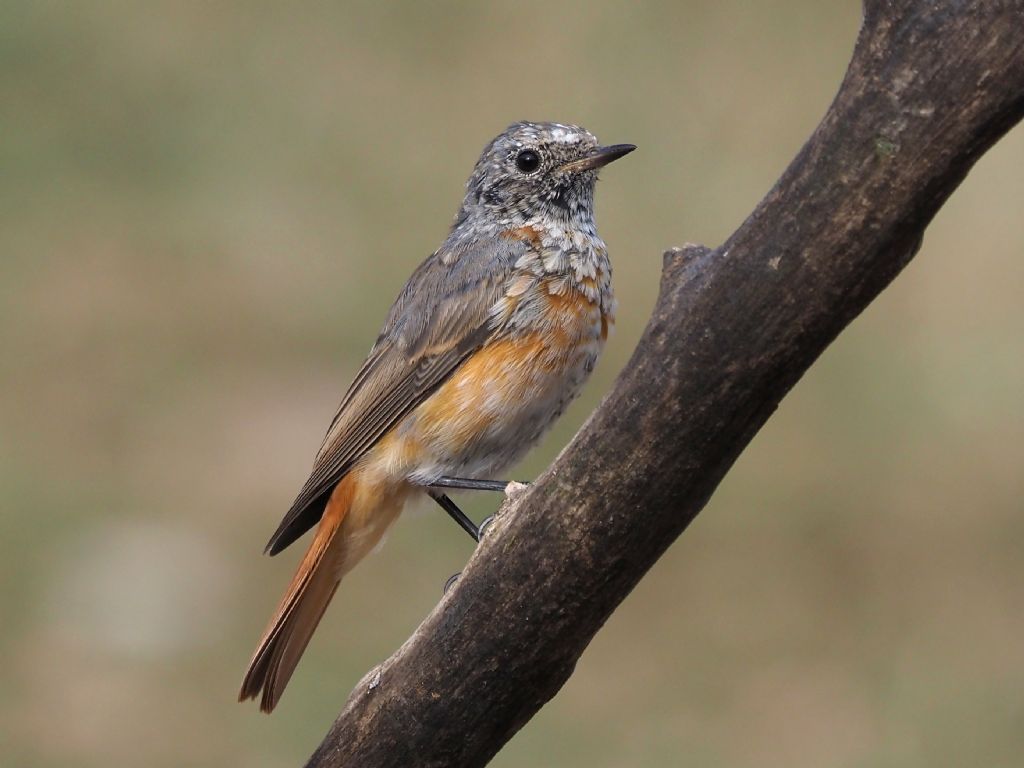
[558,143,636,173]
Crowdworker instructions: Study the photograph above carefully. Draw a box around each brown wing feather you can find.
[264,236,527,555]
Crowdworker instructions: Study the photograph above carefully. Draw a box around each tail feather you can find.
[239,474,357,713]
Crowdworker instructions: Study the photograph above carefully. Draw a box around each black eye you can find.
[515,149,541,173]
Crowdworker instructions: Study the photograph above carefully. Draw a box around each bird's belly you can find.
[379,312,606,484]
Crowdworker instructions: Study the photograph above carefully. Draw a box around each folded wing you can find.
[263,236,527,555]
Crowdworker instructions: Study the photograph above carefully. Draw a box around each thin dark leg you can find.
[430,476,519,493]
[428,490,480,542]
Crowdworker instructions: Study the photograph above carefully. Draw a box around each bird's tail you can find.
[238,473,358,713]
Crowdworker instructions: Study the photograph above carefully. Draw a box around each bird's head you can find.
[455,121,634,232]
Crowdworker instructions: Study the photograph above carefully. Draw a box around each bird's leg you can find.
[429,476,515,493]
[428,490,480,542]
[429,476,531,540]
[429,490,477,594]
[429,479,533,591]
[430,478,534,589]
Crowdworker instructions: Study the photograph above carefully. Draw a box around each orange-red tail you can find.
[239,474,357,713]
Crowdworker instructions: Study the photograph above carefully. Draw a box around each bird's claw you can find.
[477,515,496,539]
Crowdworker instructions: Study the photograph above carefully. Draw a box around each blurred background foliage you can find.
[2,2,1022,766]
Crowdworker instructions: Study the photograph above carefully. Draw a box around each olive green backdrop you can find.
[2,2,1022,766]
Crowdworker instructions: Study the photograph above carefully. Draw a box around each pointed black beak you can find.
[558,143,637,173]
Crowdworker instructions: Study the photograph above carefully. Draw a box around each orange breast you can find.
[363,270,611,482]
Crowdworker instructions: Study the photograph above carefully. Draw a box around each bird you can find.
[238,121,634,712]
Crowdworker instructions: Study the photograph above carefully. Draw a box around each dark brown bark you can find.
[306,2,1024,766]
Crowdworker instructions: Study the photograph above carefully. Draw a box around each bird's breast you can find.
[372,231,614,483]
[496,223,615,339]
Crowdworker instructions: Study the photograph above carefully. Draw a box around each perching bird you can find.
[239,122,634,712]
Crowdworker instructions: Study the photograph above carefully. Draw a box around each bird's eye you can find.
[515,149,541,173]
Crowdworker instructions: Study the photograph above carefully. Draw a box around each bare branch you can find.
[306,2,1024,766]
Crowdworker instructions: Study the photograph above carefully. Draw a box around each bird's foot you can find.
[443,572,461,594]
[477,514,497,538]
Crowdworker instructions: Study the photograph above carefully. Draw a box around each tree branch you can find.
[306,2,1024,766]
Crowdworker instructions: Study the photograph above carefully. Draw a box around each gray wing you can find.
[264,235,526,555]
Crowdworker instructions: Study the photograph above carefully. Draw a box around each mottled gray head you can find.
[454,122,634,232]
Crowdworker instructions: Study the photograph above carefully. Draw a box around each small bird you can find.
[239,122,634,712]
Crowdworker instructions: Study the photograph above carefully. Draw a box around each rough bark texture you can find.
[307,2,1024,766]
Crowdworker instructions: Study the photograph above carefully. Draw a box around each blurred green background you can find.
[3,2,1022,766]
